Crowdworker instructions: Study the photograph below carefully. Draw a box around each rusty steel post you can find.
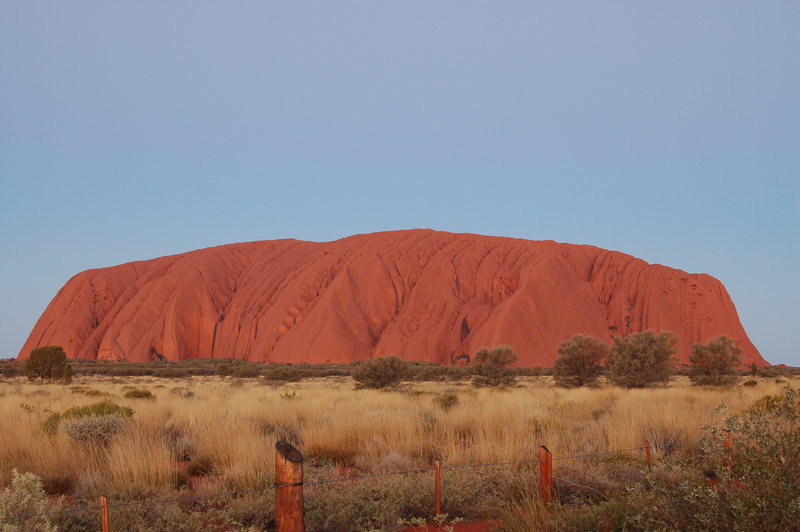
[435,460,441,515]
[539,445,552,504]
[100,495,110,532]
[275,441,305,532]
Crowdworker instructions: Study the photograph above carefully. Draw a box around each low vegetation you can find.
[2,343,799,530]
[1,361,797,530]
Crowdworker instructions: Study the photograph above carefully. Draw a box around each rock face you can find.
[18,230,767,367]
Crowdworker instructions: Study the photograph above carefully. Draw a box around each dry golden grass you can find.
[0,373,793,500]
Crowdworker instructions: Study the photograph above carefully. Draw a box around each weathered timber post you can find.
[100,495,110,532]
[275,441,304,532]
[434,460,441,515]
[645,440,651,467]
[539,445,553,504]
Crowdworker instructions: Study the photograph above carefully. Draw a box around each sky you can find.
[1,2,797,365]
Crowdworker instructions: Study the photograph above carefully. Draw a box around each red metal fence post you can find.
[100,495,110,532]
[434,460,441,516]
[275,441,305,532]
[539,445,552,504]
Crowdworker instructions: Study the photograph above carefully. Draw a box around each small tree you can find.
[553,334,608,388]
[62,363,73,385]
[688,335,743,387]
[23,346,67,382]
[607,330,678,388]
[471,344,519,387]
[216,363,230,380]
[352,355,408,389]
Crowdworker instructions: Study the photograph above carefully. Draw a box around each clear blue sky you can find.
[1,2,797,365]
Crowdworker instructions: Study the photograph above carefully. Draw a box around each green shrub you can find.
[607,330,678,388]
[263,364,304,383]
[471,344,519,387]
[689,335,742,387]
[216,363,229,379]
[123,389,154,399]
[435,392,460,411]
[23,345,67,382]
[743,379,758,387]
[352,355,408,389]
[69,386,107,397]
[61,364,73,385]
[42,400,133,437]
[62,415,128,447]
[231,365,260,379]
[553,334,607,388]
[0,470,60,532]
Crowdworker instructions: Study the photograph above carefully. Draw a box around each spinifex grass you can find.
[0,374,793,522]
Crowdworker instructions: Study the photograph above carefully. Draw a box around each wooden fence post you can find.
[645,440,651,467]
[275,441,305,532]
[434,460,441,516]
[100,495,109,532]
[539,445,552,504]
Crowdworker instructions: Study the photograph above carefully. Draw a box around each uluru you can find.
[18,229,767,367]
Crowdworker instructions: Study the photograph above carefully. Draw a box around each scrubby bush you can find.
[471,344,519,387]
[62,415,128,447]
[351,355,408,389]
[42,400,134,437]
[231,365,260,379]
[688,335,742,387]
[23,346,67,382]
[553,334,607,388]
[61,364,73,385]
[435,391,460,411]
[263,364,304,383]
[216,363,229,379]
[0,470,59,531]
[123,389,154,399]
[606,330,678,388]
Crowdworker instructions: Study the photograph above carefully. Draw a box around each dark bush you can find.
[553,334,607,388]
[607,330,678,388]
[123,389,154,399]
[471,344,519,387]
[352,355,408,389]
[262,364,304,382]
[689,335,742,387]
